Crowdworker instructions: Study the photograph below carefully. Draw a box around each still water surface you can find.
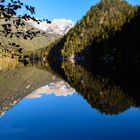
[0,62,140,140]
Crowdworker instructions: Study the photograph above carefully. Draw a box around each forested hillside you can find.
[48,0,140,65]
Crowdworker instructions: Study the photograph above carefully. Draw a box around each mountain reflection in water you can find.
[0,59,139,117]
[0,66,62,117]
[0,60,140,140]
[0,64,77,117]
[26,81,75,99]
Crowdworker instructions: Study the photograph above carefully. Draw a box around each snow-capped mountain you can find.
[46,19,75,35]
[27,19,75,35]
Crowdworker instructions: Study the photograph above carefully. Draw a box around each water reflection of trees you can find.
[47,59,139,115]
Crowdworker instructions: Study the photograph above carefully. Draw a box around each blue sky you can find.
[21,0,140,22]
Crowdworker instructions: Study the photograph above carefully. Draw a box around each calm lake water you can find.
[0,61,140,140]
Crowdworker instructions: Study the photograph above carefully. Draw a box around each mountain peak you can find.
[27,18,75,35]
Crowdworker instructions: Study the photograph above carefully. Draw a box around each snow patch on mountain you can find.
[27,19,75,35]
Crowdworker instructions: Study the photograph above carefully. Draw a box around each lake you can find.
[0,61,140,140]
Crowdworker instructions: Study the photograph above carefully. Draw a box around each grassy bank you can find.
[0,57,19,71]
[0,49,19,71]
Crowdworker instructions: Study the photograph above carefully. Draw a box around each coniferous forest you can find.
[46,0,140,68]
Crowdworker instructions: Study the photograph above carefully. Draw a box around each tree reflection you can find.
[47,59,139,115]
[0,58,139,116]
